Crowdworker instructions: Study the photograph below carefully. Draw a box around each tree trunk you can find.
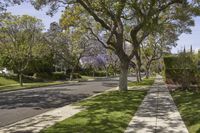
[138,65,142,81]
[105,67,108,78]
[145,61,151,79]
[69,69,74,81]
[119,61,129,91]
[146,68,150,79]
[19,73,23,87]
[70,68,74,81]
[135,51,142,82]
[70,61,79,81]
[136,68,139,82]
[93,69,95,77]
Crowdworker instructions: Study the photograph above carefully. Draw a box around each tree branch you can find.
[77,0,111,30]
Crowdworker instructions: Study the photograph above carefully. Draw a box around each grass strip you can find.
[41,90,147,133]
[171,91,200,133]
[128,77,155,87]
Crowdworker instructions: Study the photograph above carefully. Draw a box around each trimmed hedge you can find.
[163,55,200,86]
[165,68,199,84]
[163,56,180,69]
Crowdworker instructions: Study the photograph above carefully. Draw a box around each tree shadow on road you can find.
[0,89,90,109]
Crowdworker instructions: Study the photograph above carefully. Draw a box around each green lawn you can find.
[128,77,155,87]
[0,76,18,85]
[0,76,67,92]
[41,90,147,133]
[171,91,200,133]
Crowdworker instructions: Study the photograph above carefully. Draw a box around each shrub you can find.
[164,54,200,90]
[52,72,67,80]
[65,73,81,79]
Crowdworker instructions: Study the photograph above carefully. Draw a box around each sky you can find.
[6,2,200,53]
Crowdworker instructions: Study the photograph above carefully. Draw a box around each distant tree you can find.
[44,22,93,80]
[25,42,55,75]
[142,30,178,78]
[0,13,44,86]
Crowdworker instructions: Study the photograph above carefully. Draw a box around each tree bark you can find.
[136,68,140,82]
[93,69,95,77]
[138,65,142,81]
[105,67,108,78]
[146,67,150,79]
[70,60,80,81]
[145,61,152,79]
[19,73,23,87]
[135,50,142,82]
[70,68,74,81]
[119,61,129,91]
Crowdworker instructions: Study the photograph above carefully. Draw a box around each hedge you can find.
[165,68,199,84]
[163,55,200,85]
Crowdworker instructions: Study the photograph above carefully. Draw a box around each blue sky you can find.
[7,2,200,53]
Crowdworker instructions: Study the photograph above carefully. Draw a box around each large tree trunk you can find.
[119,61,129,91]
[135,51,142,82]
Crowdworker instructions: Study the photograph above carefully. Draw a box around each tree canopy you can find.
[0,13,44,86]
[1,0,200,90]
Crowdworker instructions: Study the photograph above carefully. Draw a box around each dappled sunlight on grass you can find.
[171,91,200,133]
[41,90,147,133]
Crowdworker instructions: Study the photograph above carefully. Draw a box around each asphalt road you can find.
[0,77,137,127]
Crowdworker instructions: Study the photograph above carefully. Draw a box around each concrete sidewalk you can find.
[125,75,188,133]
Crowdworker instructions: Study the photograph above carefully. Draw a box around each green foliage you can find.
[41,90,147,133]
[163,56,180,69]
[24,55,54,75]
[171,91,200,133]
[164,53,200,89]
[0,13,44,86]
[51,72,67,80]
